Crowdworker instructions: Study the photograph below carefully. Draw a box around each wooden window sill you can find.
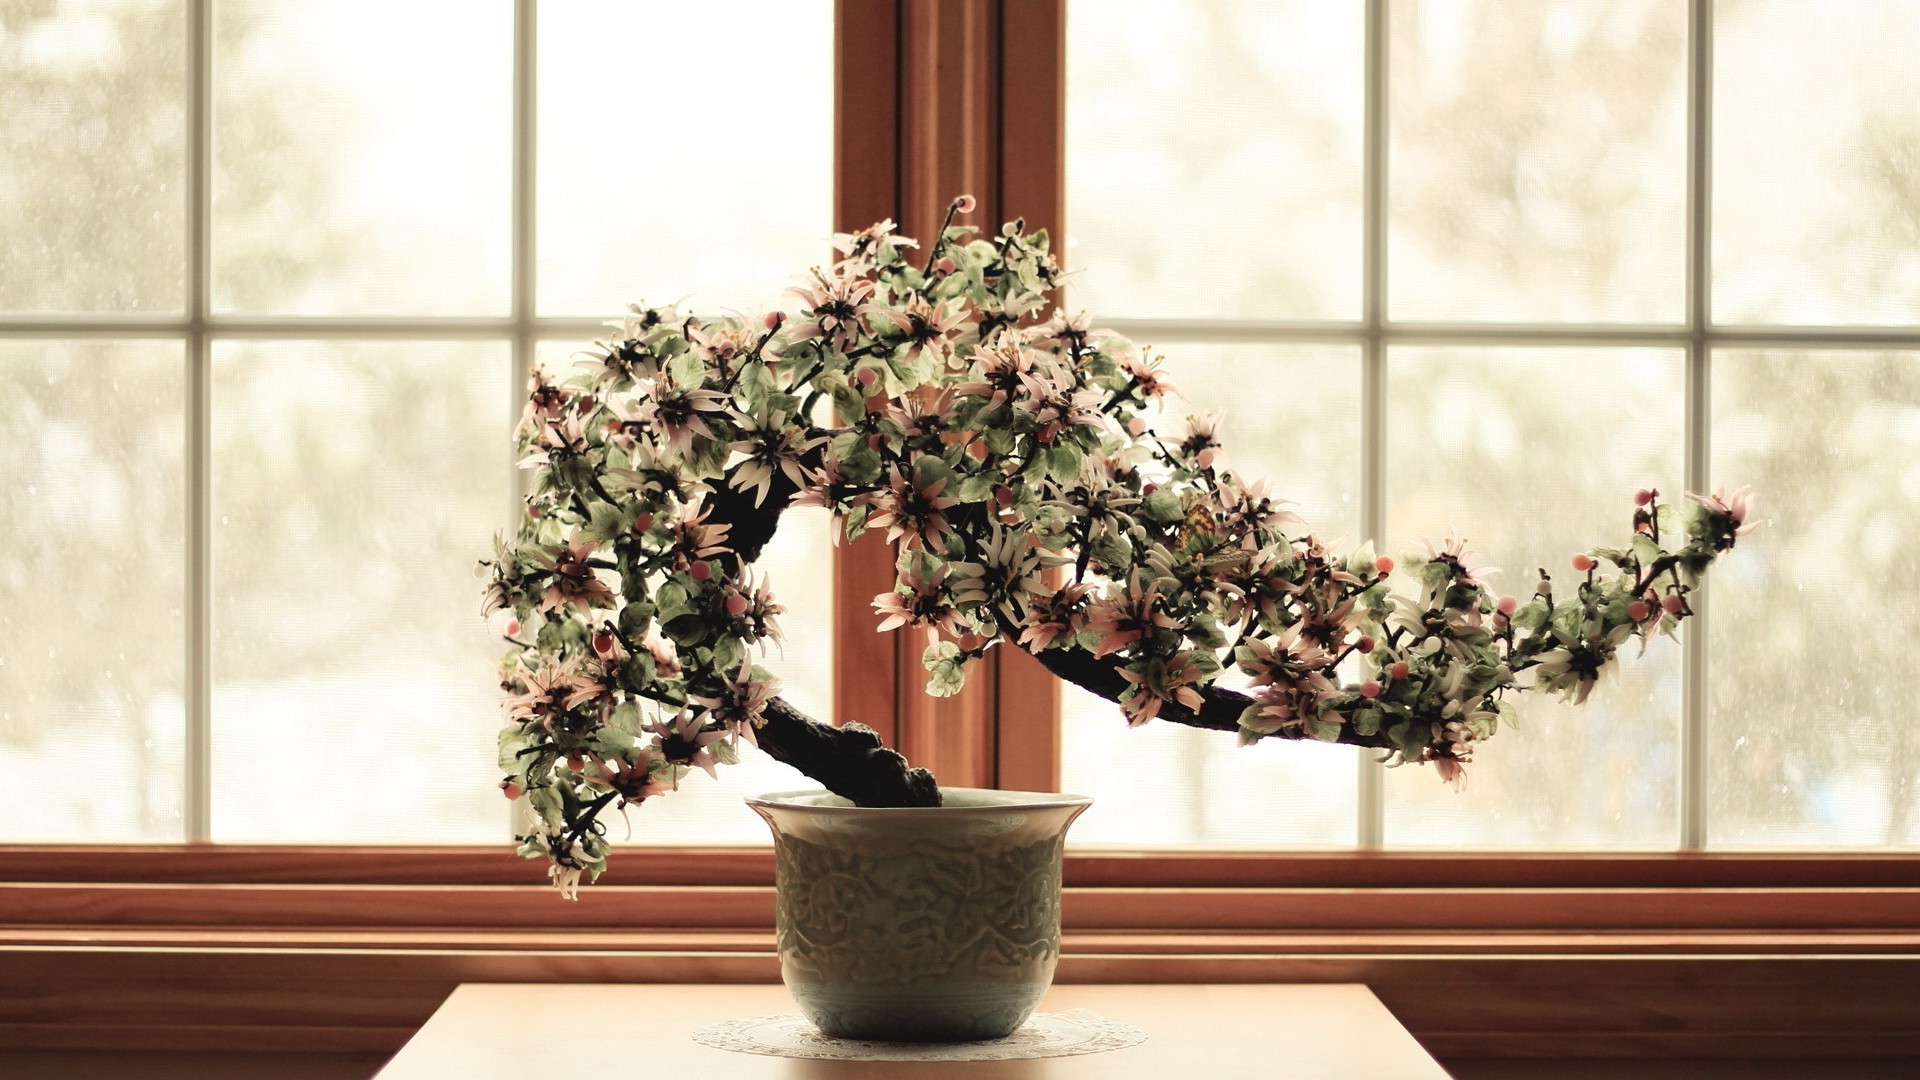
[3,847,1918,1059]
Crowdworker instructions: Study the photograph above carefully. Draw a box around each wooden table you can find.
[377,983,1451,1078]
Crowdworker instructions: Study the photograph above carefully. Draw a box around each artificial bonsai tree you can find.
[481,197,1757,897]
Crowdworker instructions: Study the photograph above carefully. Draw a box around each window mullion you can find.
[1357,0,1389,852]
[512,0,536,512]
[184,0,213,845]
[1681,0,1715,853]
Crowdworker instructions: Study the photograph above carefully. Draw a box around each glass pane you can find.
[1065,0,1364,321]
[537,1,833,316]
[1383,347,1684,848]
[212,1,511,315]
[211,341,509,842]
[0,0,184,313]
[1710,350,1920,848]
[1389,0,1687,323]
[530,340,821,844]
[1064,344,1362,847]
[0,340,184,841]
[1714,0,1920,325]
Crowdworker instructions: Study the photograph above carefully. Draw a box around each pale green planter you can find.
[746,787,1092,1042]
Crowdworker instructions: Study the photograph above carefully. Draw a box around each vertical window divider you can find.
[512,0,537,508]
[508,0,539,838]
[1681,0,1715,853]
[184,0,213,845]
[1357,0,1390,851]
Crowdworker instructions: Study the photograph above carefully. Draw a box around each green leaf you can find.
[668,349,706,389]
[1044,443,1081,483]
[618,599,655,638]
[709,634,745,675]
[922,640,968,697]
[1511,600,1550,632]
[584,500,627,542]
[1140,487,1184,524]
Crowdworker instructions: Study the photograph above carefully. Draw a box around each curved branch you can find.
[700,448,943,808]
[755,697,941,807]
[1021,641,1396,752]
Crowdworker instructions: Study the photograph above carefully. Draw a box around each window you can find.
[0,0,832,845]
[1061,0,1920,851]
[4,0,1915,861]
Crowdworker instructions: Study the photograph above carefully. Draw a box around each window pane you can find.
[0,340,184,841]
[1710,350,1920,848]
[1,0,184,313]
[1383,347,1683,848]
[1389,0,1686,323]
[1066,0,1364,321]
[1714,0,1920,325]
[536,1,833,316]
[1064,344,1361,847]
[211,341,509,842]
[530,340,823,845]
[212,1,512,315]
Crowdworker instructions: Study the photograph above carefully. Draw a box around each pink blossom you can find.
[538,533,615,615]
[1018,582,1095,651]
[1116,652,1208,726]
[649,710,728,782]
[873,561,966,645]
[1086,573,1179,658]
[868,466,960,551]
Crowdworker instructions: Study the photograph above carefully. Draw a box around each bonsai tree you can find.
[481,198,1758,897]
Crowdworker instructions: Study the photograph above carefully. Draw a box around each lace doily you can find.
[691,1009,1147,1061]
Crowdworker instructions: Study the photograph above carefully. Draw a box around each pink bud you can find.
[1375,556,1395,576]
[954,194,977,214]
[857,368,879,389]
[1635,488,1656,506]
[500,780,523,800]
[993,485,1013,508]
[1627,600,1651,622]
[1356,635,1376,654]
[592,631,615,657]
[1125,416,1147,436]
[633,511,655,533]
[1496,595,1517,616]
[935,256,956,274]
[764,310,785,331]
[1196,448,1216,469]
[1662,593,1686,615]
[1572,553,1596,572]
[690,561,712,582]
[505,619,522,637]
[726,594,750,616]
[1359,681,1382,699]
[1389,661,1410,681]
[527,502,543,519]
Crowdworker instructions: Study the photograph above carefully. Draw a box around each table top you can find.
[376,983,1451,1079]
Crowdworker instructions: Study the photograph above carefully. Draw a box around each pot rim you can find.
[746,786,1092,814]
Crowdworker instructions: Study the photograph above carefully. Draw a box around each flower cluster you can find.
[483,198,1757,894]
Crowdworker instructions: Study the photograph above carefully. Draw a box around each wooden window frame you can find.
[2,0,1917,1063]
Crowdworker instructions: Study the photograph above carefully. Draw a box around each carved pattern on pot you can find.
[772,831,1065,988]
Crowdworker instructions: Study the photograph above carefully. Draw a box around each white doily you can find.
[691,1009,1147,1061]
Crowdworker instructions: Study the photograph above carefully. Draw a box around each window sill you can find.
[2,846,1918,1058]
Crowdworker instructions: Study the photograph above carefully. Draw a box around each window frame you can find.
[3,0,1919,1061]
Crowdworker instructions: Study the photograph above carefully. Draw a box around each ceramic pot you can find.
[745,787,1092,1042]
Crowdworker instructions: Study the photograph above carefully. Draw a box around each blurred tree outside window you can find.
[6,0,1917,855]
[1065,0,1920,850]
[0,0,832,844]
